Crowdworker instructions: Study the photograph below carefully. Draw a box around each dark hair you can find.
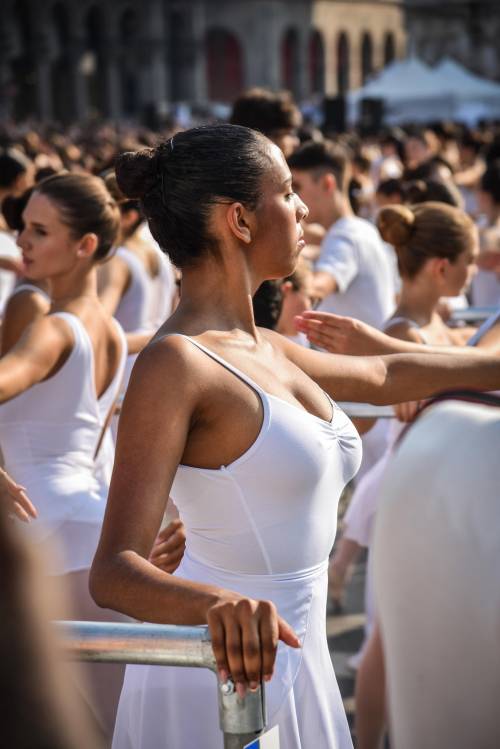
[34,173,120,261]
[230,88,301,136]
[404,179,462,207]
[287,140,349,192]
[115,125,272,269]
[252,280,283,330]
[376,178,404,197]
[2,186,34,232]
[0,148,32,190]
[480,160,500,204]
[377,202,475,280]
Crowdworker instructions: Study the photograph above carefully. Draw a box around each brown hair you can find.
[377,201,475,280]
[35,173,120,261]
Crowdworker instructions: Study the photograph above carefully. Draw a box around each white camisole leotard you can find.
[0,311,126,574]
[112,334,361,749]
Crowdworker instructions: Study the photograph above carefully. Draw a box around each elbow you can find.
[88,556,114,609]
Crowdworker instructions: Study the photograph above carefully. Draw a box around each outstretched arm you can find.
[295,311,486,356]
[269,330,500,405]
[0,316,73,403]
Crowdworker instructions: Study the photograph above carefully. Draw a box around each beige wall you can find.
[313,1,406,94]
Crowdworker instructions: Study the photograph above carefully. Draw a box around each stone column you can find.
[31,29,54,121]
[66,39,88,121]
[297,29,310,100]
[137,0,169,112]
[245,3,282,90]
[101,37,122,121]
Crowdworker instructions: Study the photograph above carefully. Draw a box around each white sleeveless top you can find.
[114,246,151,333]
[113,333,361,749]
[0,312,126,573]
[170,335,362,574]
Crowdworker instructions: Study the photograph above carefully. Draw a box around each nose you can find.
[17,229,28,250]
[296,194,309,222]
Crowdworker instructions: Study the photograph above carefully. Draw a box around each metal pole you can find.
[57,621,266,749]
[450,307,497,323]
[339,402,395,419]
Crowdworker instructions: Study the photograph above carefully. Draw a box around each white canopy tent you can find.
[347,57,500,125]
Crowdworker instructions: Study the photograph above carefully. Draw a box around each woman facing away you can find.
[327,200,480,615]
[0,173,129,743]
[89,125,500,749]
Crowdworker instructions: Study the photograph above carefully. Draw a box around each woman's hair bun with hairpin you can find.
[377,205,415,248]
[115,148,159,200]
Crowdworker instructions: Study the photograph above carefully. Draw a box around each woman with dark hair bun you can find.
[90,125,500,749]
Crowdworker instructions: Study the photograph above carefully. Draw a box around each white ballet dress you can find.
[112,335,362,749]
[0,311,126,574]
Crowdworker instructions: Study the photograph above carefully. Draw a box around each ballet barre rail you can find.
[56,621,267,749]
[339,403,395,419]
[450,306,497,323]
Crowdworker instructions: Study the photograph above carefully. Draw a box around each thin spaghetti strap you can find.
[164,333,267,395]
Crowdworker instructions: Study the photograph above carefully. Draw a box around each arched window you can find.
[206,29,244,102]
[384,32,396,66]
[309,30,325,94]
[281,28,299,93]
[337,32,350,95]
[361,32,373,84]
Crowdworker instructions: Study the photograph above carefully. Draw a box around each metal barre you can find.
[339,402,395,418]
[450,306,497,323]
[56,621,266,749]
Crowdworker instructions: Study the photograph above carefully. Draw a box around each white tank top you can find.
[147,245,177,329]
[169,335,362,575]
[0,311,126,573]
[114,246,151,333]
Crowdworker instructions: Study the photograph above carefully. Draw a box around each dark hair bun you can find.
[377,205,415,247]
[115,148,158,200]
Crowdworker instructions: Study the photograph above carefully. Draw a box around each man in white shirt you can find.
[289,141,395,328]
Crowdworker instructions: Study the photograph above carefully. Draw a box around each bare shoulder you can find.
[18,312,74,350]
[129,332,210,402]
[5,289,49,319]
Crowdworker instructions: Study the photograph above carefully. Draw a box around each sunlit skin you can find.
[90,141,500,699]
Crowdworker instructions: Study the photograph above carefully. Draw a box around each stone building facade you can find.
[405,0,500,81]
[0,0,406,123]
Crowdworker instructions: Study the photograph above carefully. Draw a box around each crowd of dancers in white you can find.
[1,119,500,749]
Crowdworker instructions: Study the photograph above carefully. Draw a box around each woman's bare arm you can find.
[295,311,486,357]
[97,256,130,315]
[269,330,500,405]
[0,316,73,402]
[1,290,50,355]
[90,335,299,691]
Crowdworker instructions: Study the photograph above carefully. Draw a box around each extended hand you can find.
[295,310,390,356]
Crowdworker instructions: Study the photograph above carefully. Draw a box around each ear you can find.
[280,280,294,296]
[428,257,449,281]
[225,202,253,245]
[76,233,99,259]
[322,172,337,195]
